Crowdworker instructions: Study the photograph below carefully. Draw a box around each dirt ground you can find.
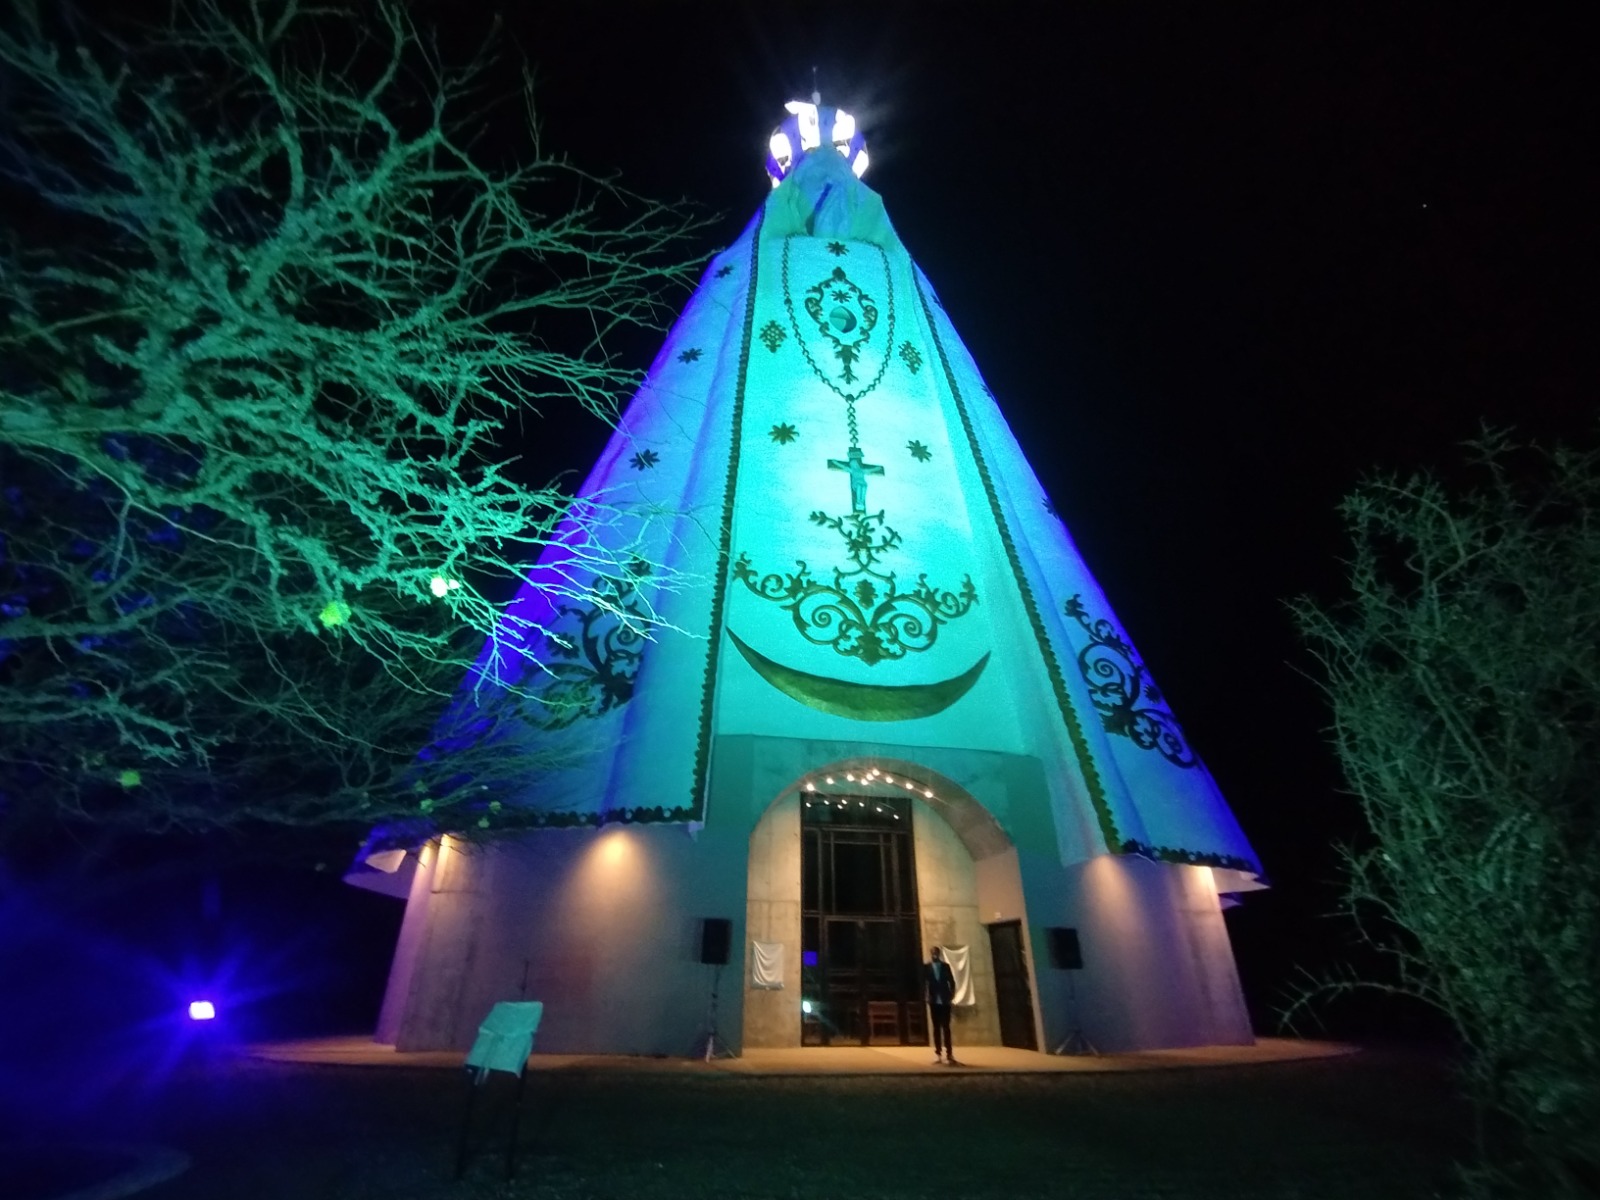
[63,1048,1471,1199]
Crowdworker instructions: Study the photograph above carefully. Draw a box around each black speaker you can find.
[1047,927,1082,970]
[700,918,732,965]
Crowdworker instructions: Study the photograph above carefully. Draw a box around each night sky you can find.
[18,3,1593,1038]
[444,4,1589,1025]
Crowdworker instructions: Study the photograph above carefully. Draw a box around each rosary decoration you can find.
[736,235,974,667]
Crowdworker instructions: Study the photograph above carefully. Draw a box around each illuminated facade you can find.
[355,102,1264,1056]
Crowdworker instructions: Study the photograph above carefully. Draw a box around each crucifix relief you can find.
[827,446,884,514]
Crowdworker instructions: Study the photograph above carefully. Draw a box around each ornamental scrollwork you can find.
[536,564,650,728]
[1063,595,1197,768]
[733,509,977,667]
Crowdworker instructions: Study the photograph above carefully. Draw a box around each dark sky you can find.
[435,3,1593,1013]
[22,3,1590,1033]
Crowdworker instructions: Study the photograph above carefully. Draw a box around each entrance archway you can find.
[800,790,923,1046]
[742,757,1039,1051]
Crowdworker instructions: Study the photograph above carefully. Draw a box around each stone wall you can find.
[383,824,750,1055]
[911,798,1003,1047]
[743,795,803,1048]
[1024,854,1254,1053]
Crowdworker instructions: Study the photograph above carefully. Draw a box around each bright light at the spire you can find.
[785,99,823,151]
[767,101,868,186]
[769,132,793,174]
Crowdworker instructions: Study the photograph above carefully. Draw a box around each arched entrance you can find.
[743,757,1040,1051]
[799,789,923,1046]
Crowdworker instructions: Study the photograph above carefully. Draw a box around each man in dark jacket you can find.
[924,946,958,1065]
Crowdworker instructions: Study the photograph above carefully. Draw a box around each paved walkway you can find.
[247,1035,1354,1075]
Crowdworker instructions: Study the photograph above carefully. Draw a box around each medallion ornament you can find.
[782,240,895,402]
[803,266,877,385]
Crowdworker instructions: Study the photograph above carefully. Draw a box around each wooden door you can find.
[986,920,1038,1050]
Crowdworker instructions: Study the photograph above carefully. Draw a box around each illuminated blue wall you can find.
[490,135,1261,885]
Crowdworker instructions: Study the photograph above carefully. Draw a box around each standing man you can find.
[924,946,958,1065]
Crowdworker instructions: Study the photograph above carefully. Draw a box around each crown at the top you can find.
[766,99,868,188]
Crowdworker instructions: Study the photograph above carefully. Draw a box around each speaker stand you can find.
[1051,971,1099,1057]
[1052,1028,1099,1056]
[699,964,735,1062]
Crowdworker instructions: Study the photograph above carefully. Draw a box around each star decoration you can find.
[907,440,932,463]
[677,348,703,363]
[759,320,787,353]
[832,289,852,302]
[715,264,734,278]
[826,241,849,256]
[769,423,798,445]
[629,449,660,471]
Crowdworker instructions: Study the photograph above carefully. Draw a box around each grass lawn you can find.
[101,1049,1466,1199]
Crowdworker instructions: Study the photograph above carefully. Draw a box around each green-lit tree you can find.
[0,0,701,842]
[1293,433,1600,1197]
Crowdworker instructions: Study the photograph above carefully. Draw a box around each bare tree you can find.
[1293,432,1600,1197]
[0,0,702,839]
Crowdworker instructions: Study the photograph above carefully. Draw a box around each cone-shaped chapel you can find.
[354,101,1265,1056]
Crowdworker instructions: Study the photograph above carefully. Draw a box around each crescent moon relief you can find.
[726,629,990,722]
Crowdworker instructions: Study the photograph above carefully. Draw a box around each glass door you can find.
[800,794,925,1046]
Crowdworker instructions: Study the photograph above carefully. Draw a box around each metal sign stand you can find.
[455,1064,531,1181]
[454,999,544,1180]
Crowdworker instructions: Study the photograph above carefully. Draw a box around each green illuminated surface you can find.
[496,129,1261,877]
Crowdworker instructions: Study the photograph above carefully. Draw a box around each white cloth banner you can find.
[939,945,975,1007]
[750,940,785,989]
[465,1000,543,1078]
